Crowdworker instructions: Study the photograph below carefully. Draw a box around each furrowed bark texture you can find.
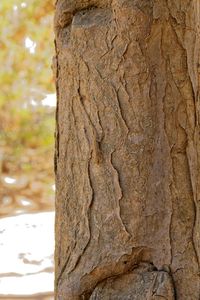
[54,1,200,299]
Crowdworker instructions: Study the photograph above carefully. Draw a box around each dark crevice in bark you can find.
[110,149,131,238]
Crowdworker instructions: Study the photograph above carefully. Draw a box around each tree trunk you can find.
[54,1,200,299]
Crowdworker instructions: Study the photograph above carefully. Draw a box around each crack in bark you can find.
[110,149,131,238]
[68,151,94,275]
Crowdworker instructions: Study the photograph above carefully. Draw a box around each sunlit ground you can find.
[0,212,54,297]
[0,0,55,298]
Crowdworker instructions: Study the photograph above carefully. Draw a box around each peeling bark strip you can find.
[54,1,200,299]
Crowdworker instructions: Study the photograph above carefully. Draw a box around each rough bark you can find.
[54,1,200,299]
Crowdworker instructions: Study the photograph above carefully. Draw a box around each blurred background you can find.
[0,0,55,299]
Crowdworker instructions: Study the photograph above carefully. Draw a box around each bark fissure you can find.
[110,150,131,238]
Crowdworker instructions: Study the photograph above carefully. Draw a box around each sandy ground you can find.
[0,212,54,299]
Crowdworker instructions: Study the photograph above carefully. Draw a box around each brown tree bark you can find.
[54,1,200,299]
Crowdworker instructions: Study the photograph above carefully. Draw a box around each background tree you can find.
[54,1,200,299]
[0,0,55,215]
